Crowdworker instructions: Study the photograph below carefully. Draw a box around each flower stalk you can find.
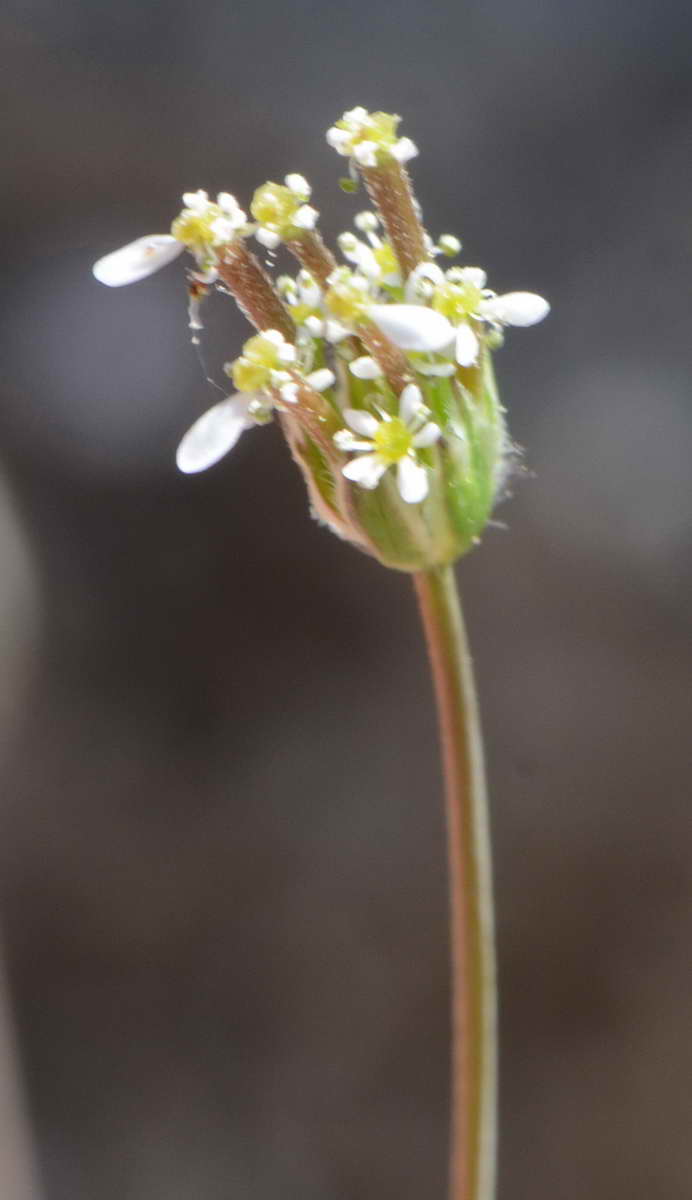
[361,156,428,277]
[217,241,295,339]
[284,230,337,287]
[413,565,497,1200]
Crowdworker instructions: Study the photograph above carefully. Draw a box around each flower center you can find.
[374,417,413,463]
[433,281,482,321]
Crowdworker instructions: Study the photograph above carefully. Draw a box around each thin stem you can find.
[356,319,412,396]
[412,565,497,1200]
[217,242,295,339]
[361,158,429,277]
[285,231,337,288]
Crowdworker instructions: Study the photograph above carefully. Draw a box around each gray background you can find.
[1,1,691,1197]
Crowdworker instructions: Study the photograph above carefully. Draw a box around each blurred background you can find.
[1,1,691,1197]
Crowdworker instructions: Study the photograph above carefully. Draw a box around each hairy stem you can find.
[413,566,497,1200]
[217,242,294,339]
[285,231,337,288]
[361,158,429,278]
[356,319,412,395]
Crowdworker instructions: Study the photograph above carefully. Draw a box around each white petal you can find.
[216,191,241,214]
[182,190,209,211]
[353,140,378,167]
[391,137,418,163]
[306,369,335,392]
[354,211,379,233]
[285,173,310,196]
[369,304,454,352]
[344,106,368,123]
[334,430,373,452]
[292,204,318,230]
[414,360,457,377]
[92,235,183,287]
[297,273,322,307]
[353,244,380,278]
[279,382,299,404]
[404,262,445,303]
[326,127,352,153]
[256,227,281,249]
[412,421,441,448]
[344,409,379,437]
[349,356,383,380]
[342,452,388,489]
[210,216,237,243]
[399,383,424,425]
[481,291,550,327]
[304,315,324,337]
[324,319,351,343]
[397,456,429,504]
[175,394,253,474]
[455,323,480,366]
[460,266,487,289]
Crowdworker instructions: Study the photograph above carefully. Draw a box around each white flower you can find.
[456,287,549,365]
[334,384,441,504]
[92,235,184,287]
[176,394,256,474]
[404,264,549,366]
[326,108,418,167]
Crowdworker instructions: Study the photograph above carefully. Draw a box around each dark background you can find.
[1,1,691,1197]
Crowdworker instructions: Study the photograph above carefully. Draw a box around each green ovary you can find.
[373,418,412,463]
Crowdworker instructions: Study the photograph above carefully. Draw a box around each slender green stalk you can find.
[413,566,497,1200]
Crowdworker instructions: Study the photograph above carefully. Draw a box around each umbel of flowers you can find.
[93,107,549,572]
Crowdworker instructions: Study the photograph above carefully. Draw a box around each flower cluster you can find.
[326,106,418,167]
[92,107,549,571]
[251,175,318,248]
